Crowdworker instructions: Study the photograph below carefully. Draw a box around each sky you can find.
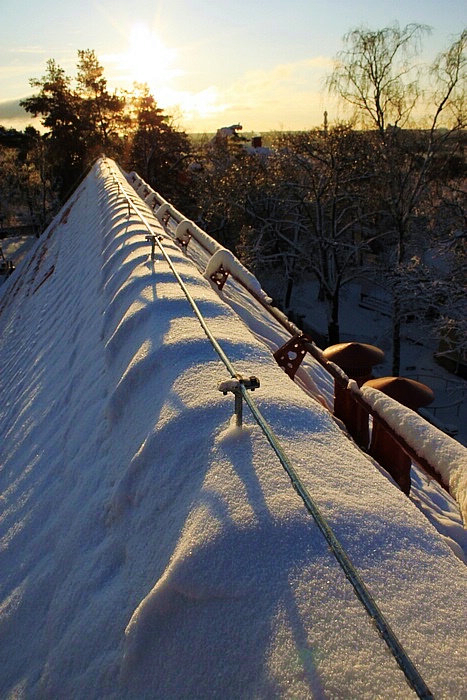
[0,0,465,133]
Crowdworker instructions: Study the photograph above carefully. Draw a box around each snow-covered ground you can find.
[288,278,467,447]
[0,159,466,699]
[0,234,36,278]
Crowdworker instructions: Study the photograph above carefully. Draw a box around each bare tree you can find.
[328,23,430,133]
[328,25,466,373]
[269,127,391,344]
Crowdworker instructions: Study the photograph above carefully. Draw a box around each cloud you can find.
[0,98,30,119]
[183,56,335,132]
[225,57,332,98]
[0,98,41,130]
[0,64,40,79]
[168,55,336,132]
[165,86,229,119]
[0,55,337,134]
[6,46,49,55]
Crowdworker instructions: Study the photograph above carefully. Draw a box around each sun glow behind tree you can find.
[124,23,183,93]
[104,22,228,124]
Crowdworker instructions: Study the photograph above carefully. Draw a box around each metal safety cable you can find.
[240,387,433,699]
[106,161,433,699]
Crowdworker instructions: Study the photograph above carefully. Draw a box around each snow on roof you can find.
[362,386,467,523]
[0,158,465,699]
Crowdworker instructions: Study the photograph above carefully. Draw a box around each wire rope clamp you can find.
[218,375,260,427]
[210,264,229,290]
[273,334,308,379]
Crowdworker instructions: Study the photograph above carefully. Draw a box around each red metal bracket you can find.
[210,264,229,290]
[176,233,192,250]
[273,334,308,379]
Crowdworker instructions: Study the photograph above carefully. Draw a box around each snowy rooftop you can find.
[0,158,466,699]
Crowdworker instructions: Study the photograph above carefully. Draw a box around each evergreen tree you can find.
[21,51,127,197]
[127,84,191,209]
[21,59,84,197]
[75,49,126,160]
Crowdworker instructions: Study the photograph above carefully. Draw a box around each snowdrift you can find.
[0,159,466,699]
[362,386,467,523]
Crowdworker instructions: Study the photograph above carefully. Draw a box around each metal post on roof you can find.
[104,160,435,698]
[145,233,162,261]
[235,390,243,427]
[218,376,260,427]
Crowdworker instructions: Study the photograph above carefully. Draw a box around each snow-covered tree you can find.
[328,25,466,372]
[256,126,382,343]
[194,137,276,254]
[0,128,55,231]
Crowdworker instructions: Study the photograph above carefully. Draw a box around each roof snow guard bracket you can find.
[210,264,229,290]
[154,203,171,226]
[145,233,163,260]
[176,232,192,251]
[273,334,308,379]
[218,375,260,427]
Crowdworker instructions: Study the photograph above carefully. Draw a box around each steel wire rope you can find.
[104,160,434,700]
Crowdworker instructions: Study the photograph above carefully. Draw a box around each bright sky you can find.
[0,0,465,133]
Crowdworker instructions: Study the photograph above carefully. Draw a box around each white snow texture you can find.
[0,159,466,700]
[362,386,467,523]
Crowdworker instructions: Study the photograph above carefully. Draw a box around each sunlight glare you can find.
[124,23,183,94]
[110,22,228,124]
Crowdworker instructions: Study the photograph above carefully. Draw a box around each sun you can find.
[104,21,228,127]
[122,23,183,95]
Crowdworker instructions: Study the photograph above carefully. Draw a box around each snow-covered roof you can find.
[0,158,465,699]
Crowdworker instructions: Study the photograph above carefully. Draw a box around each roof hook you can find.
[218,375,260,427]
[145,233,163,260]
